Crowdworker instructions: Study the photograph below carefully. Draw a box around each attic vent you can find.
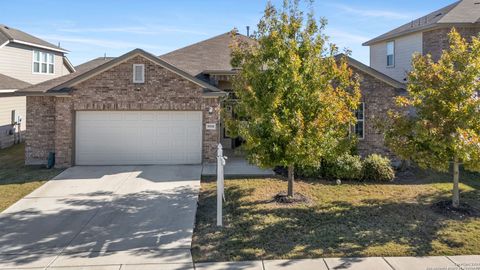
[133,64,145,84]
[434,13,442,18]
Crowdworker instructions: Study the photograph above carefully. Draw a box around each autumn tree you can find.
[228,0,361,198]
[386,29,480,208]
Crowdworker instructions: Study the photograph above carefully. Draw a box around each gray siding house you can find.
[0,24,75,149]
[364,0,480,83]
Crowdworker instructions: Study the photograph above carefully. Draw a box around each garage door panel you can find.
[76,111,203,165]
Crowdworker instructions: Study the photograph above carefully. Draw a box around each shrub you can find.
[322,154,363,181]
[362,154,395,182]
[296,165,321,178]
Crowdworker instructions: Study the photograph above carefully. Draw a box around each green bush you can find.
[322,154,363,181]
[362,154,395,182]
[296,165,321,178]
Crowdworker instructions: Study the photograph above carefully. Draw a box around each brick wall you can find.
[353,67,404,161]
[423,26,480,61]
[25,55,220,167]
[25,96,56,164]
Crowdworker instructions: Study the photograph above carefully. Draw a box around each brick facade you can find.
[353,67,404,161]
[423,26,480,61]
[26,55,220,167]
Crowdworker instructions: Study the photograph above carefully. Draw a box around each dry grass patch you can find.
[0,143,63,211]
[193,173,480,262]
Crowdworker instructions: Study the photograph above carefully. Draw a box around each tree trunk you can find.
[452,157,460,208]
[287,165,294,197]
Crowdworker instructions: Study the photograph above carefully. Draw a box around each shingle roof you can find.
[0,24,68,52]
[363,0,480,46]
[0,73,31,90]
[336,54,406,89]
[159,32,254,77]
[17,57,114,95]
[17,49,225,96]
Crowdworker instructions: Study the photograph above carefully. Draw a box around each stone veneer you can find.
[352,66,405,161]
[423,26,480,61]
[26,55,220,168]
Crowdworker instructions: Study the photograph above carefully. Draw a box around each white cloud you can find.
[37,34,171,51]
[326,29,370,44]
[331,3,419,20]
[58,26,208,36]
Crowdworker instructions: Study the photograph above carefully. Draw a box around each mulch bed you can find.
[431,200,480,219]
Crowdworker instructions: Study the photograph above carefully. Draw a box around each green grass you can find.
[0,143,63,211]
[192,171,480,262]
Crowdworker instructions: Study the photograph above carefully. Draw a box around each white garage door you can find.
[75,111,202,165]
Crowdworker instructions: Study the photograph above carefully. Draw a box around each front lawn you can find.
[192,171,480,262]
[0,143,63,211]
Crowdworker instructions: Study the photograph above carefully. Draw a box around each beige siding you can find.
[62,62,71,74]
[0,43,70,84]
[370,32,423,83]
[0,96,26,130]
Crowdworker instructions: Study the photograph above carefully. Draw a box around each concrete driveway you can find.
[0,165,201,270]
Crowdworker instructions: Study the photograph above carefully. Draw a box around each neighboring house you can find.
[364,0,480,83]
[0,24,75,149]
[0,74,30,148]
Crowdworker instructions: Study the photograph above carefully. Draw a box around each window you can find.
[33,51,40,73]
[33,50,54,74]
[48,53,54,74]
[387,41,395,67]
[354,103,365,139]
[133,64,145,83]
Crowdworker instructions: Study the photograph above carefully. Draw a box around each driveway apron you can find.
[0,165,201,269]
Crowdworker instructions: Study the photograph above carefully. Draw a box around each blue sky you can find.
[2,0,453,66]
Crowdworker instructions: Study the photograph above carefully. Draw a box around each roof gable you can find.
[17,57,114,95]
[336,54,406,89]
[18,49,225,97]
[363,0,480,46]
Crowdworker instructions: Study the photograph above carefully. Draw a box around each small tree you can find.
[386,29,480,208]
[228,0,361,197]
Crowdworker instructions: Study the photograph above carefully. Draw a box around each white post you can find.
[217,143,226,227]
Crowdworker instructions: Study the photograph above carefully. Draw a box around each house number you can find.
[206,123,216,130]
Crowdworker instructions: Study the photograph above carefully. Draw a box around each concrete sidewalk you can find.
[195,255,480,270]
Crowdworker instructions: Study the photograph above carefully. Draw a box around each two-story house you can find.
[364,0,480,83]
[0,24,74,148]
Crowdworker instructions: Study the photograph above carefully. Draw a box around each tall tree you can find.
[386,29,480,208]
[228,0,361,197]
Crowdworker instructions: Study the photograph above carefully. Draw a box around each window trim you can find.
[355,102,365,140]
[32,50,55,75]
[133,64,145,84]
[386,41,395,68]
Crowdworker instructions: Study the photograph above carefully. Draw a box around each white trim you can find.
[12,39,68,53]
[0,40,9,49]
[356,102,365,140]
[133,64,145,83]
[0,89,17,93]
[32,50,55,75]
[50,50,224,95]
[386,41,395,68]
[63,56,76,73]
